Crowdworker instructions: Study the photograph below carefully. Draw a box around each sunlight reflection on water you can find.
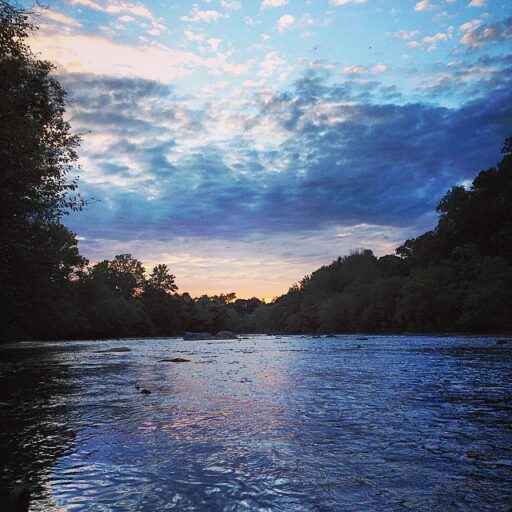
[0,335,511,511]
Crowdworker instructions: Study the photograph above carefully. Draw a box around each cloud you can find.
[141,20,167,36]
[181,5,223,23]
[460,17,512,48]
[330,0,367,5]
[220,0,242,10]
[60,70,511,257]
[468,0,485,6]
[207,38,222,52]
[69,0,155,20]
[404,28,454,51]
[277,13,313,32]
[262,0,288,7]
[39,8,82,27]
[344,63,387,74]
[422,32,451,43]
[414,0,436,12]
[30,32,247,80]
[257,51,286,77]
[421,29,453,50]
[417,55,512,99]
[460,18,483,33]
[184,30,207,43]
[394,30,419,39]
[344,65,368,74]
[277,14,296,32]
[372,63,387,73]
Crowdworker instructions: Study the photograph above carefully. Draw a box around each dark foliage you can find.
[263,144,512,334]
[0,1,87,340]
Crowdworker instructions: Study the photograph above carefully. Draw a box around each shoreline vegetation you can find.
[1,2,512,342]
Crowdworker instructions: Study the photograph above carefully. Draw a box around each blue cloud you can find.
[64,70,512,245]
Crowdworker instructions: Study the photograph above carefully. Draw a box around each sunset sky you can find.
[25,0,511,299]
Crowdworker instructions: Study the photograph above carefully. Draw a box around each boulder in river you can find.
[140,388,152,395]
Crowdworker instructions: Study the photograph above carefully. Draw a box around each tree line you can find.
[1,1,511,341]
[261,138,512,334]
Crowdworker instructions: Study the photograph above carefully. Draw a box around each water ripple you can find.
[0,335,511,511]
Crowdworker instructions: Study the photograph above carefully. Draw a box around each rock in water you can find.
[184,331,238,340]
[141,389,152,395]
[159,358,191,363]
[97,347,131,353]
[214,331,238,339]
[7,484,30,512]
[184,332,212,340]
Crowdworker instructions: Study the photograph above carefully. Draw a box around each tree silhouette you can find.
[0,1,86,340]
[147,264,178,295]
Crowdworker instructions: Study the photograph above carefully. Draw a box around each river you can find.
[0,335,511,511]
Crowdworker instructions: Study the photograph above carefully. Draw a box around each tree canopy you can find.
[259,141,512,334]
[0,1,86,340]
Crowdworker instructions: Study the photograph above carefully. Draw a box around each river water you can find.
[0,335,511,511]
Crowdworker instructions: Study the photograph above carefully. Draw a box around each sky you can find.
[24,0,511,299]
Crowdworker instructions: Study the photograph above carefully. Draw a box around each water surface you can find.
[1,335,511,511]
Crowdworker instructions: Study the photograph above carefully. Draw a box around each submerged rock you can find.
[184,331,239,340]
[159,358,191,363]
[140,388,152,395]
[98,347,131,353]
[0,484,31,512]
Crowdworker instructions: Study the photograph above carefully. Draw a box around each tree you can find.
[0,1,86,340]
[502,136,512,156]
[146,264,178,295]
[87,254,146,300]
[0,1,84,234]
[108,254,146,299]
[141,264,184,335]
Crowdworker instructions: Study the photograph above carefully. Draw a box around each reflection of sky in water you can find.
[1,336,511,511]
[48,338,305,511]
